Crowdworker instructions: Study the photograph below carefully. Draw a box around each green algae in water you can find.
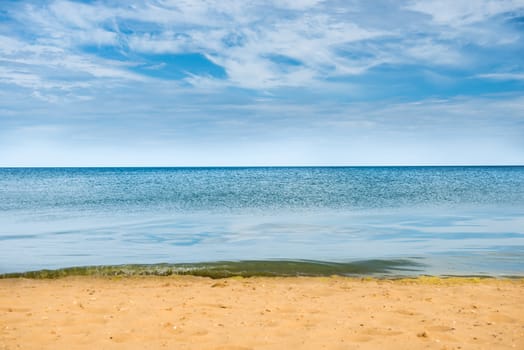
[0,259,426,279]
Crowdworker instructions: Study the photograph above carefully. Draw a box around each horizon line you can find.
[1,164,523,169]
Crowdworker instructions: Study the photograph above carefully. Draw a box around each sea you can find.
[0,166,523,278]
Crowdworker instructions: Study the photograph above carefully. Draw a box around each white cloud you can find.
[121,4,388,88]
[477,73,524,80]
[0,35,63,56]
[1,0,524,92]
[47,0,114,29]
[406,0,524,26]
[4,0,392,89]
[403,39,465,66]
[127,31,193,54]
[272,0,325,10]
[19,2,117,47]
[0,33,145,93]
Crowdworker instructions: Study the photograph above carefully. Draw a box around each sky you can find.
[0,0,523,166]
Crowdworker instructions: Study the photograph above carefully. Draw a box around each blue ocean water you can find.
[0,167,523,276]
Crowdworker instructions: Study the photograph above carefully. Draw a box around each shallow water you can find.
[0,167,523,276]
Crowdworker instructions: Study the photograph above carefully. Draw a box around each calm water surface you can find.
[0,167,523,276]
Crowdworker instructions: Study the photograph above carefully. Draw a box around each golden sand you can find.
[1,276,523,349]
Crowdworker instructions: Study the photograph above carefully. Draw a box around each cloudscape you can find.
[1,0,523,166]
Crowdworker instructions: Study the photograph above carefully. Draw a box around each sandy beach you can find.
[1,276,523,349]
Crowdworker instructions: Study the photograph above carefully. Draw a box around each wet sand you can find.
[1,276,523,349]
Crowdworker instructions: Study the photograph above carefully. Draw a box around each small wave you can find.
[0,259,426,279]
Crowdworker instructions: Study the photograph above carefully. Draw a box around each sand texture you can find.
[1,276,523,349]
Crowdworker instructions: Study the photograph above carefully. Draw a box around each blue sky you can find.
[0,0,523,166]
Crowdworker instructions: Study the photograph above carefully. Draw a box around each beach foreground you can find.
[1,276,523,349]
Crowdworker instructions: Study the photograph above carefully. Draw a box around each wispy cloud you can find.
[0,0,523,165]
[405,0,524,26]
[477,73,524,80]
[2,0,523,90]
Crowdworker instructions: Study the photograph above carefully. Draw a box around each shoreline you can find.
[1,276,523,349]
[2,259,522,280]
